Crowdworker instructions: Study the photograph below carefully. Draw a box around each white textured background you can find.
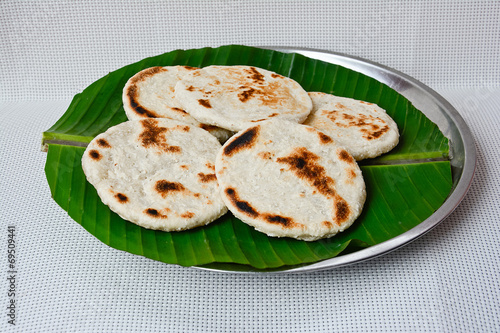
[1,1,499,332]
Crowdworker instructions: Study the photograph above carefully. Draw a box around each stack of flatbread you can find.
[82,65,399,241]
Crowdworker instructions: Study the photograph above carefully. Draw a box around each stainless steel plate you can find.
[198,47,476,274]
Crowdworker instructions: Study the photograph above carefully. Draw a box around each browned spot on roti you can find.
[268,113,279,117]
[181,211,195,219]
[361,125,390,140]
[224,187,259,218]
[198,172,217,183]
[180,164,189,170]
[114,193,128,203]
[96,138,111,148]
[338,149,355,164]
[335,199,350,223]
[335,103,347,110]
[318,132,333,144]
[198,99,212,108]
[246,67,265,83]
[238,87,256,102]
[205,162,215,170]
[360,101,374,105]
[139,119,181,153]
[155,180,186,198]
[182,66,198,70]
[258,151,273,160]
[346,169,357,184]
[323,221,333,228]
[144,208,168,218]
[271,73,284,79]
[88,150,102,161]
[223,126,259,156]
[262,214,300,228]
[174,125,190,132]
[193,193,201,198]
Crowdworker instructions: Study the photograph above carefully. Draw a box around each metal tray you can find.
[198,47,476,274]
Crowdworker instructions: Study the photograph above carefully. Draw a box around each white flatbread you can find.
[174,65,313,132]
[215,120,366,241]
[303,92,399,160]
[82,118,228,231]
[122,66,232,142]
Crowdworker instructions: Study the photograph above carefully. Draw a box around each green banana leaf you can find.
[42,45,453,270]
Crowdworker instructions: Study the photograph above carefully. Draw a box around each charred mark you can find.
[276,147,336,198]
[271,73,283,79]
[88,149,102,161]
[323,221,333,228]
[263,214,296,228]
[155,180,186,197]
[145,208,159,216]
[198,99,212,108]
[247,67,265,83]
[363,125,389,140]
[338,149,355,164]
[238,87,256,102]
[96,138,111,148]
[197,172,217,183]
[335,200,350,224]
[144,208,168,218]
[174,125,190,132]
[130,67,165,84]
[181,211,195,218]
[132,105,159,118]
[139,119,181,153]
[223,126,259,156]
[225,188,259,218]
[114,193,128,203]
[318,132,333,144]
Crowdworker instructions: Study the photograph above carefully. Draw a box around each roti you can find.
[174,65,313,132]
[215,120,366,241]
[122,66,232,142]
[81,118,228,231]
[303,92,399,160]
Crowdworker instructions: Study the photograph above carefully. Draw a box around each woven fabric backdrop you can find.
[1,1,499,332]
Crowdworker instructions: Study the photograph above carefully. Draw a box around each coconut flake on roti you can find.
[81,118,227,231]
[122,66,232,143]
[215,120,366,241]
[303,92,399,160]
[174,65,313,132]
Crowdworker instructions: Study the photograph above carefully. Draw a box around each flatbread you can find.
[122,66,232,142]
[303,92,399,160]
[81,118,228,231]
[215,120,366,241]
[174,65,313,132]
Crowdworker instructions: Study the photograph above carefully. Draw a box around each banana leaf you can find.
[42,45,453,270]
